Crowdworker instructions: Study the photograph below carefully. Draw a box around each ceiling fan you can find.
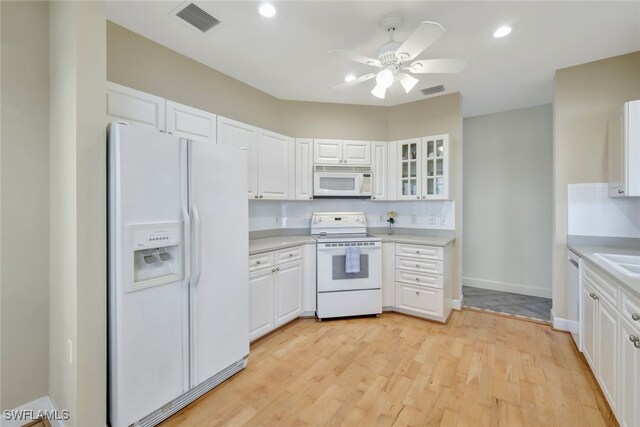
[330,15,467,99]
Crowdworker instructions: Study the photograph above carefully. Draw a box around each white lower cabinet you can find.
[392,242,452,323]
[619,318,640,427]
[249,246,304,341]
[381,243,396,308]
[580,261,640,425]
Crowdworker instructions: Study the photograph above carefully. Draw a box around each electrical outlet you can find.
[379,215,384,222]
[428,215,436,225]
[440,216,447,226]
[411,215,417,225]
[275,216,280,224]
[67,339,73,365]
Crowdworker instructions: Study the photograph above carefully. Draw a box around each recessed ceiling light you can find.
[493,26,512,38]
[259,3,276,18]
[344,74,356,82]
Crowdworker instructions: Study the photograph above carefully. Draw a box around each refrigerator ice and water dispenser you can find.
[124,222,183,292]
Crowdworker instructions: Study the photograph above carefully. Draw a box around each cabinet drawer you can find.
[396,243,443,261]
[275,246,302,264]
[621,289,640,330]
[395,269,443,289]
[249,252,275,271]
[395,256,443,275]
[396,283,444,318]
[584,263,619,305]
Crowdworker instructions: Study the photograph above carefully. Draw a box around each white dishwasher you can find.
[567,250,582,350]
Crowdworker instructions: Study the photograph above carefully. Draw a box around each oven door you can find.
[314,172,364,197]
[317,242,381,292]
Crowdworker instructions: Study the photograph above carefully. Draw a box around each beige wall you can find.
[107,21,284,134]
[463,104,553,298]
[49,2,106,426]
[0,1,50,410]
[387,94,464,299]
[553,51,640,317]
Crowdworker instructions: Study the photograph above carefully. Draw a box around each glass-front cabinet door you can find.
[397,138,421,200]
[421,135,449,200]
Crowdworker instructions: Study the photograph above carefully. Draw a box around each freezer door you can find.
[108,123,190,427]
[189,141,249,387]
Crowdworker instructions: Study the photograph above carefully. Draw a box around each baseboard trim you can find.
[462,277,552,298]
[452,295,464,310]
[550,309,578,334]
[2,396,67,427]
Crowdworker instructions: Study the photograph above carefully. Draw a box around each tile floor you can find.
[462,286,552,322]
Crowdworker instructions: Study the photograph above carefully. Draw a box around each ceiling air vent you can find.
[175,3,220,33]
[421,85,445,96]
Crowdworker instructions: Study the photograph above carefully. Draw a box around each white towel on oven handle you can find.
[345,245,360,274]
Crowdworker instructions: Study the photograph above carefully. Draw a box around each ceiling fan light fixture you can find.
[399,74,419,94]
[371,84,386,99]
[376,68,395,89]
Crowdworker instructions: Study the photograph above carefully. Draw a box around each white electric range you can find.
[311,212,382,319]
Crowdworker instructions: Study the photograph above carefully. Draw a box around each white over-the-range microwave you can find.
[313,166,373,198]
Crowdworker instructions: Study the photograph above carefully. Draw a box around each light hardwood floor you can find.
[161,310,616,427]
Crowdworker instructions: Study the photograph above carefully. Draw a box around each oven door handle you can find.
[317,245,381,252]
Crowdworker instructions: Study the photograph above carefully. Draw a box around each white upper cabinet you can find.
[295,139,314,200]
[165,101,216,144]
[106,82,165,130]
[313,139,342,165]
[343,140,372,165]
[396,135,450,200]
[257,130,291,200]
[313,139,371,165]
[217,116,258,199]
[371,141,388,200]
[387,141,398,200]
[608,100,640,197]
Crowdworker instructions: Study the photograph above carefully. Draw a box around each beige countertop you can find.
[249,231,455,255]
[568,242,640,298]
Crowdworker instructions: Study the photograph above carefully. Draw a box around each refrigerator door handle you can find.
[191,205,202,288]
[181,205,191,289]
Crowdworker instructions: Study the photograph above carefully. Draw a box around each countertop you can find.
[568,239,640,298]
[249,230,455,255]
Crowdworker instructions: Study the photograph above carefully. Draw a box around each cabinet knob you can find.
[618,189,625,194]
[254,195,259,199]
[629,335,639,343]
[256,260,261,265]
[422,196,426,199]
[632,313,640,321]
[417,196,420,199]
[416,250,420,254]
[272,268,276,272]
[276,267,280,271]
[415,277,420,281]
[372,196,376,199]
[259,195,264,198]
[289,253,293,257]
[309,196,313,200]
[415,291,419,295]
[590,292,599,300]
[416,264,420,268]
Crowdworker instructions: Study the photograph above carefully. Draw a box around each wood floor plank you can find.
[160,311,617,427]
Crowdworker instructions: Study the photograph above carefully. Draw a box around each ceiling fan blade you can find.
[329,49,382,67]
[395,21,445,61]
[371,84,386,99]
[332,74,376,90]
[407,58,467,74]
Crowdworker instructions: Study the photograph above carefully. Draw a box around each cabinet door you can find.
[313,139,342,165]
[371,141,387,200]
[387,141,398,200]
[106,82,165,130]
[608,106,625,197]
[258,130,290,200]
[421,135,449,200]
[217,116,258,199]
[619,319,640,427]
[295,139,314,200]
[381,243,395,307]
[396,283,444,319]
[582,282,598,370]
[165,101,216,144]
[397,138,422,200]
[343,140,371,165]
[249,268,274,341]
[274,260,303,327]
[597,296,618,411]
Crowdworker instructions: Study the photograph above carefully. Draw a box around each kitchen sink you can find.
[595,253,640,277]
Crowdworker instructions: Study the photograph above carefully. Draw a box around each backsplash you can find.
[568,183,640,237]
[249,200,455,232]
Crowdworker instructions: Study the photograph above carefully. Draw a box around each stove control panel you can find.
[311,212,367,234]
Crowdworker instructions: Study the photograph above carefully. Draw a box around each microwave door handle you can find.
[355,174,363,194]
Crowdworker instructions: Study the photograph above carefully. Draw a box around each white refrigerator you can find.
[108,122,249,427]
